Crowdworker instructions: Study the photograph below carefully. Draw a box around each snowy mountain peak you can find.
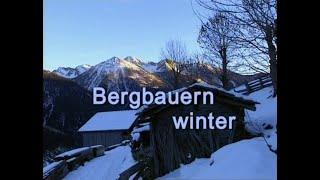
[53,64,91,79]
[76,64,91,69]
[74,56,169,91]
[75,64,92,73]
[124,56,142,64]
[97,56,122,65]
[96,56,141,71]
[74,56,142,90]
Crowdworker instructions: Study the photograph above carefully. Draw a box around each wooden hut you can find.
[78,110,137,147]
[129,83,257,178]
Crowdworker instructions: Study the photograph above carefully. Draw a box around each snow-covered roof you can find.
[78,110,137,132]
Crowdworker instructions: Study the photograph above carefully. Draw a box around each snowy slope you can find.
[75,57,129,90]
[75,64,92,74]
[124,56,142,66]
[244,86,277,151]
[158,137,276,180]
[141,62,161,73]
[245,87,277,131]
[64,146,136,180]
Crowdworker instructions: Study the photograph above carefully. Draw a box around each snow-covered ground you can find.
[158,137,276,180]
[244,86,277,151]
[245,87,277,131]
[63,146,136,180]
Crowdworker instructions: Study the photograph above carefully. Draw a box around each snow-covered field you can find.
[63,146,136,180]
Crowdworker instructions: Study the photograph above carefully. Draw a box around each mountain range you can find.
[51,56,257,91]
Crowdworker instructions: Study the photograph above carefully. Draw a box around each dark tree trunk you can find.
[219,47,228,90]
[269,60,277,97]
[266,25,277,97]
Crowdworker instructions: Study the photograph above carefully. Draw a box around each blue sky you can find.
[44,0,206,70]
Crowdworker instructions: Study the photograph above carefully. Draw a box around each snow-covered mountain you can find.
[53,64,92,79]
[52,56,258,91]
[123,56,143,66]
[74,56,170,91]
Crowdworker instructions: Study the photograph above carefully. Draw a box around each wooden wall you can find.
[81,130,125,147]
[149,102,250,177]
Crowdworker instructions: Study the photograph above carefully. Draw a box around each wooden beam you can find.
[118,161,145,180]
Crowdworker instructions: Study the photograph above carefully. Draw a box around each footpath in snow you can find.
[63,146,136,180]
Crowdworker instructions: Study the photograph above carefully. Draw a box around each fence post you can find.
[259,78,263,87]
[245,83,251,94]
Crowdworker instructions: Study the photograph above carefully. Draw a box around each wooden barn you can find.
[78,110,137,148]
[129,83,258,178]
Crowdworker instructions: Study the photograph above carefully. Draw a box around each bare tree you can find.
[195,0,277,96]
[198,13,238,89]
[160,40,188,89]
[183,53,204,81]
[191,53,205,80]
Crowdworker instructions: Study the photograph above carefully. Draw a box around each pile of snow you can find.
[158,137,276,180]
[64,146,136,180]
[78,110,137,132]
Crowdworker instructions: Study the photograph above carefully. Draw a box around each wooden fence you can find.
[43,145,105,180]
[234,75,273,95]
[118,161,147,180]
[43,160,68,180]
[43,140,133,180]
